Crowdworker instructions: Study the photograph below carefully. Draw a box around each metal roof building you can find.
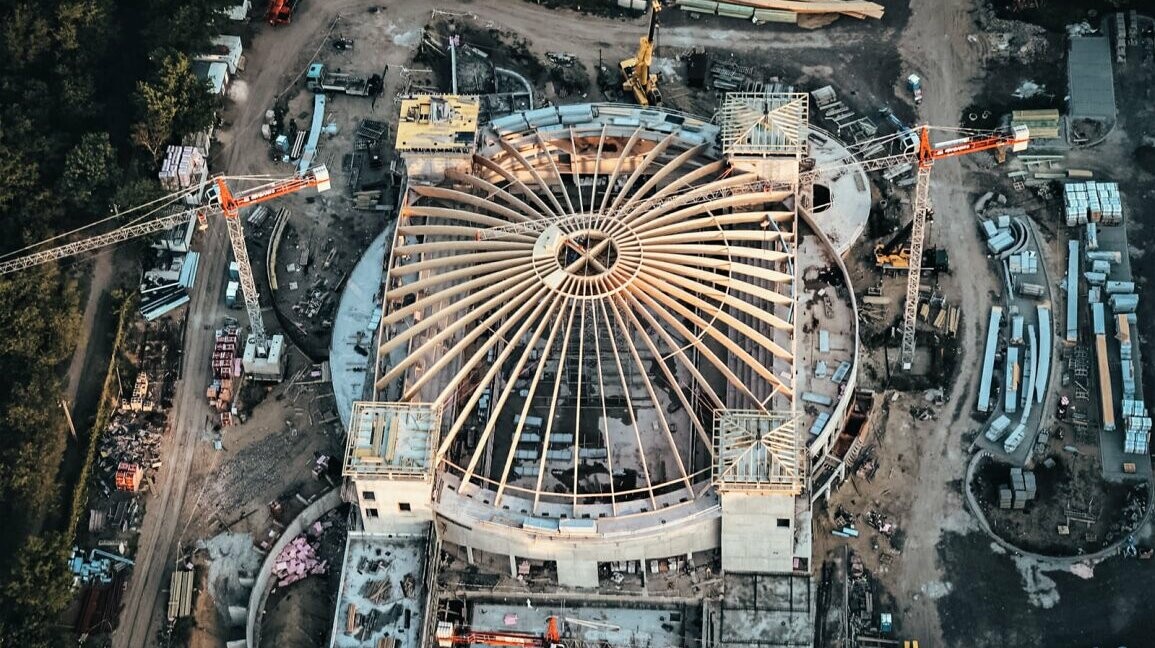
[1067,36,1116,120]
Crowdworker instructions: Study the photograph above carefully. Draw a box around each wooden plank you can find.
[346,603,358,635]
[723,0,884,18]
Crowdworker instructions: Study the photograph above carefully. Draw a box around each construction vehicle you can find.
[306,63,373,97]
[873,220,948,273]
[907,74,923,105]
[435,616,561,648]
[619,0,662,106]
[266,0,297,25]
[0,166,332,381]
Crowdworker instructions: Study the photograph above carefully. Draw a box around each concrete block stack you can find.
[1008,467,1036,509]
[1064,181,1122,227]
[158,145,207,191]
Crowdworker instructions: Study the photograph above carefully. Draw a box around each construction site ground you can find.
[815,2,1155,647]
[100,1,1155,648]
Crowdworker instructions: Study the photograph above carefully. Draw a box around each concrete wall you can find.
[247,489,343,648]
[356,477,435,535]
[798,208,861,466]
[435,506,722,567]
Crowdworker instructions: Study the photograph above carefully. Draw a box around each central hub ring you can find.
[556,230,619,277]
[530,219,643,299]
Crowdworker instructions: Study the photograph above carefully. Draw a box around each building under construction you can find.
[327,93,869,648]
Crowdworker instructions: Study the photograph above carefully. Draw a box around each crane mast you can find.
[800,123,1028,370]
[901,161,933,370]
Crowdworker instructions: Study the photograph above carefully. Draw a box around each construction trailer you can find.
[306,63,375,97]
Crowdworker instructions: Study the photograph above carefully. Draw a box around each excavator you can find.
[619,0,662,106]
[436,616,561,648]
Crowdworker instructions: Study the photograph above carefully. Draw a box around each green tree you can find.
[131,74,180,161]
[61,132,118,210]
[53,0,106,52]
[131,51,217,160]
[0,533,73,648]
[1,2,51,68]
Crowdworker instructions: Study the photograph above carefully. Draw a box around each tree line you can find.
[0,0,233,643]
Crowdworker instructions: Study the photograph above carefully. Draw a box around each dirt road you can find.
[64,250,111,404]
[889,0,992,643]
[113,223,230,648]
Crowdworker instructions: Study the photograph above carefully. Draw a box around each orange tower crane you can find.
[810,124,1029,370]
[893,124,1029,370]
[436,616,561,648]
[0,165,331,379]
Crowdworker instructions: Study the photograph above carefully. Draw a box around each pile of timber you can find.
[675,0,883,23]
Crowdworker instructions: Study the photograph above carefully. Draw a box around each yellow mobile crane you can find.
[620,0,662,106]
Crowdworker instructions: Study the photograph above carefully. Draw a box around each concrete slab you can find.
[331,227,390,428]
[330,534,428,648]
[470,603,685,647]
[809,128,871,256]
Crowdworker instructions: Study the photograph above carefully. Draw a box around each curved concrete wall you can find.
[797,206,861,460]
[247,489,343,648]
[435,505,722,564]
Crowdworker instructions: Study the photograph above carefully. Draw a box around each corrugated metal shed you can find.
[1068,37,1116,120]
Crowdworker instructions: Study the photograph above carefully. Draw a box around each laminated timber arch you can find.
[375,107,800,515]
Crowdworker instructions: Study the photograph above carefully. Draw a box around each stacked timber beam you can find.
[675,0,884,23]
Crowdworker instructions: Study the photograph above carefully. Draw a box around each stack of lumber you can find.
[738,0,883,18]
[675,0,883,22]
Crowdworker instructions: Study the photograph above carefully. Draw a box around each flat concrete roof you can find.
[331,229,388,429]
[396,95,479,152]
[344,401,438,477]
[470,603,685,647]
[715,572,812,648]
[809,128,871,256]
[330,534,428,648]
[1067,37,1116,120]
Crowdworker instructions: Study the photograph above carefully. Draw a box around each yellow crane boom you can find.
[620,0,662,106]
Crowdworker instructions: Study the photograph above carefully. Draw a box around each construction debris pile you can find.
[344,559,419,642]
[845,552,891,643]
[97,415,163,496]
[810,85,879,145]
[273,527,330,588]
[349,119,390,207]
